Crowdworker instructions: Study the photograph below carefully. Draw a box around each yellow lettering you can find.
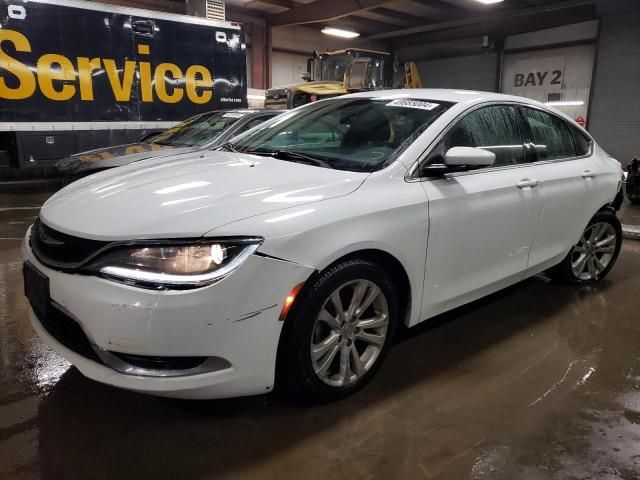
[154,63,183,104]
[77,57,102,101]
[139,61,153,102]
[103,59,136,102]
[137,44,153,102]
[0,31,216,105]
[0,30,36,100]
[37,54,76,101]
[185,65,212,104]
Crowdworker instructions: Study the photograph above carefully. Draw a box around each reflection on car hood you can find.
[56,143,195,174]
[41,150,369,240]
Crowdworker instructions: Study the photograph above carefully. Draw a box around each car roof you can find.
[200,109,285,117]
[343,88,546,107]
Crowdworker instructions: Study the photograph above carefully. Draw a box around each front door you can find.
[418,104,542,320]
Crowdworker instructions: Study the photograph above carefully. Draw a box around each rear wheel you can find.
[277,259,398,403]
[548,211,622,284]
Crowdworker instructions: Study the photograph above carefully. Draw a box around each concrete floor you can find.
[1,192,640,480]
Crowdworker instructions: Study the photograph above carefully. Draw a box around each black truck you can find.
[0,0,247,170]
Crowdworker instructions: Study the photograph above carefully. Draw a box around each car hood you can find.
[56,143,195,174]
[41,150,369,240]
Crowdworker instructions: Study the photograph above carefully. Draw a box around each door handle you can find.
[516,178,540,189]
[132,20,155,37]
[582,170,597,179]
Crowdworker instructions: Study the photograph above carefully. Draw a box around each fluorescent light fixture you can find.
[545,100,585,107]
[475,0,504,3]
[322,27,360,38]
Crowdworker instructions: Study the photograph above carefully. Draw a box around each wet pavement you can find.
[1,192,640,480]
[621,200,640,227]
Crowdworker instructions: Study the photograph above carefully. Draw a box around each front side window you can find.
[151,112,245,147]
[522,108,577,161]
[229,97,452,172]
[428,105,526,167]
[321,54,353,82]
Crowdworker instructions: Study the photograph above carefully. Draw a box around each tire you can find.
[276,258,398,403]
[548,210,622,284]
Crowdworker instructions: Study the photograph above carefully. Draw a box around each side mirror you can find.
[443,147,496,167]
[419,147,495,177]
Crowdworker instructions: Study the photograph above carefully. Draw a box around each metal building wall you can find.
[589,8,640,165]
[416,54,498,92]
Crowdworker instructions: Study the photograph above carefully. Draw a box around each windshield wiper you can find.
[230,147,333,169]
[270,150,334,169]
[218,143,239,152]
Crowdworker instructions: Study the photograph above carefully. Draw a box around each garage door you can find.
[502,45,596,127]
[588,9,640,165]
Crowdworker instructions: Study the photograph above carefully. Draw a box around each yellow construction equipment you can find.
[265,48,421,109]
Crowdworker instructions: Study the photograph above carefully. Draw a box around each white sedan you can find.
[23,90,624,402]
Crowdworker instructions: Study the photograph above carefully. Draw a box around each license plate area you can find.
[23,262,50,319]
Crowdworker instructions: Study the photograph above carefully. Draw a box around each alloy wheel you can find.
[571,222,617,281]
[310,279,389,387]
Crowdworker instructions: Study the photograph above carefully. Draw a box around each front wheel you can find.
[548,211,622,284]
[277,258,398,403]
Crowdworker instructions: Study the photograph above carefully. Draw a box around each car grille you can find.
[37,305,102,363]
[30,218,108,269]
[266,88,288,99]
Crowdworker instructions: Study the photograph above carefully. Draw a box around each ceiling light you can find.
[475,0,504,4]
[321,27,360,39]
[545,100,585,107]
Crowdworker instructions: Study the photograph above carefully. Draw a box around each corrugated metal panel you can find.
[417,54,497,92]
[505,20,599,50]
[589,9,640,165]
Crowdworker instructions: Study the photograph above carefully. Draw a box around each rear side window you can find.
[435,105,526,167]
[523,108,577,161]
[570,125,592,156]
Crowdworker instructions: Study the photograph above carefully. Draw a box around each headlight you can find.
[86,239,262,289]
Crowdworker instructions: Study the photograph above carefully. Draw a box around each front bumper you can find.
[23,232,314,399]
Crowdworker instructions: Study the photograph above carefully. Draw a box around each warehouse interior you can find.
[2,0,640,479]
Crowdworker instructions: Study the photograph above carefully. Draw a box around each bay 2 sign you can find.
[511,56,565,92]
[514,69,563,88]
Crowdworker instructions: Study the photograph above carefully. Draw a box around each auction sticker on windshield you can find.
[386,99,440,110]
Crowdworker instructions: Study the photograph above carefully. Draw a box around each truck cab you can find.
[265,48,391,110]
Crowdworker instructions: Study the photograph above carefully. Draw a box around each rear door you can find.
[519,106,602,274]
[419,104,543,320]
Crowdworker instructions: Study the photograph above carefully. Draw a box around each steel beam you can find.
[267,0,392,27]
[367,0,596,39]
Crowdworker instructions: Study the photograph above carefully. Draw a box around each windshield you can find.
[150,112,245,147]
[228,97,452,172]
[320,54,354,82]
